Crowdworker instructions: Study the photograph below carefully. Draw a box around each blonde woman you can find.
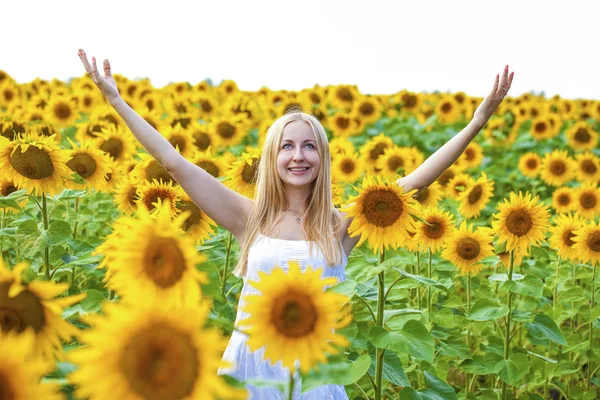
[78,49,513,399]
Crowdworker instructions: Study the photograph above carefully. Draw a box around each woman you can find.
[77,49,513,398]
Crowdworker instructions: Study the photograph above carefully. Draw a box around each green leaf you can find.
[382,351,410,387]
[48,220,72,246]
[525,313,568,346]
[459,355,491,375]
[53,189,86,200]
[370,320,434,362]
[0,198,22,210]
[529,245,551,260]
[503,275,544,298]
[393,267,451,293]
[551,360,578,377]
[80,289,106,313]
[326,279,356,298]
[397,372,458,400]
[527,350,557,364]
[468,298,509,321]
[496,353,530,385]
[488,272,524,282]
[301,354,371,392]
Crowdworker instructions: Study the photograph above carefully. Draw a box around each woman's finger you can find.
[491,73,499,95]
[78,49,93,75]
[103,59,112,77]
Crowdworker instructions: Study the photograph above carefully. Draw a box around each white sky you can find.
[3,0,600,99]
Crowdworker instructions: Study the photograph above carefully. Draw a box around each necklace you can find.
[286,209,308,224]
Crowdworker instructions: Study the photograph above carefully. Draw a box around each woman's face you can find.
[276,120,321,189]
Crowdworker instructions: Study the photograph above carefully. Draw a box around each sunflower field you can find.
[0,68,599,400]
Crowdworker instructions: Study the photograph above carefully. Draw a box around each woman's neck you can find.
[284,185,311,214]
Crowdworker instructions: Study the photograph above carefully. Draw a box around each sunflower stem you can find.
[501,250,515,400]
[427,247,432,321]
[374,248,386,400]
[221,231,233,296]
[42,194,51,280]
[416,251,422,310]
[356,295,377,324]
[288,369,295,400]
[72,198,79,239]
[587,263,597,391]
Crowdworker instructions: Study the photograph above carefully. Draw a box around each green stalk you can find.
[466,274,472,393]
[501,250,515,400]
[374,248,386,400]
[42,194,50,280]
[416,251,421,310]
[587,263,597,390]
[220,232,233,296]
[544,255,561,398]
[288,369,295,400]
[427,247,432,320]
[71,198,80,286]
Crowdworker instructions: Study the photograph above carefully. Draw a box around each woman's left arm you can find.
[397,65,514,193]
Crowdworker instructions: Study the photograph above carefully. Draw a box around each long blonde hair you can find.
[232,111,344,277]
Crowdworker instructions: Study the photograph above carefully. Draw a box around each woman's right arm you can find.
[77,50,253,239]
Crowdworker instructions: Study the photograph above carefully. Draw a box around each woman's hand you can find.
[472,65,514,128]
[77,49,121,104]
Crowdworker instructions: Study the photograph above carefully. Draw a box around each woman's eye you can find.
[282,143,292,149]
[305,143,315,149]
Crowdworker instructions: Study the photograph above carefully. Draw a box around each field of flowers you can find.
[0,68,599,400]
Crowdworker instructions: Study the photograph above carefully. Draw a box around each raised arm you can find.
[77,49,253,239]
[397,65,514,193]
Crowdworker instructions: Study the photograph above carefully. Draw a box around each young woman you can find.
[77,49,513,399]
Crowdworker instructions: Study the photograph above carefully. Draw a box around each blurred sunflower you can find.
[458,172,495,219]
[0,259,86,359]
[130,153,176,185]
[0,133,72,196]
[491,191,551,253]
[194,93,217,119]
[45,95,78,127]
[342,176,420,253]
[210,116,247,148]
[188,121,216,153]
[566,122,598,151]
[74,119,110,143]
[114,176,139,215]
[68,299,245,400]
[162,123,194,159]
[413,181,444,209]
[329,137,355,156]
[518,152,542,178]
[435,95,460,124]
[497,246,528,269]
[376,146,415,180]
[441,221,495,275]
[436,165,462,192]
[177,192,217,244]
[31,121,59,141]
[394,90,421,114]
[139,107,167,131]
[0,81,21,109]
[360,133,395,173]
[135,179,182,218]
[551,187,576,214]
[574,182,600,220]
[413,207,456,253]
[446,173,474,200]
[330,112,359,138]
[226,147,262,198]
[0,330,62,400]
[98,201,207,307]
[65,138,113,192]
[549,213,586,262]
[540,150,575,187]
[574,151,600,182]
[0,119,27,141]
[239,261,351,374]
[456,142,484,170]
[104,164,124,194]
[572,220,600,266]
[0,176,28,213]
[75,89,102,114]
[95,124,137,165]
[332,181,345,208]
[329,84,358,110]
[192,148,228,178]
[332,152,363,183]
[351,96,381,125]
[529,115,555,140]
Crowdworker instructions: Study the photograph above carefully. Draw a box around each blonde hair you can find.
[232,111,344,277]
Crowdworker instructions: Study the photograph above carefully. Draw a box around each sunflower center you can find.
[581,160,597,175]
[402,94,417,108]
[441,102,452,113]
[128,186,139,207]
[100,138,124,160]
[146,160,175,185]
[465,148,474,161]
[336,88,353,102]
[416,187,430,203]
[558,193,571,205]
[437,169,455,187]
[120,324,199,400]
[526,158,538,169]
[143,236,186,288]
[534,122,547,133]
[199,100,213,113]
[169,134,187,153]
[1,184,17,196]
[549,160,566,176]
[335,117,350,129]
[53,102,72,120]
[359,102,375,116]
[242,159,260,185]
[192,130,211,151]
[216,122,236,139]
[83,96,93,107]
[86,124,104,138]
[179,201,201,232]
[9,145,55,180]
[272,291,317,337]
[424,220,443,239]
[563,230,575,247]
[580,192,597,209]
[505,208,533,237]
[369,143,388,161]
[387,156,404,172]
[469,185,484,204]
[0,371,15,400]
[587,232,600,252]
[362,189,404,228]
[341,159,355,174]
[67,153,97,179]
[196,160,219,178]
[574,128,591,143]
[0,283,46,333]
[309,93,321,104]
[456,238,480,260]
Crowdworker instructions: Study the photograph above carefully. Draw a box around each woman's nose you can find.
[293,146,304,161]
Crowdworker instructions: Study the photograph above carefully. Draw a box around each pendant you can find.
[295,217,301,223]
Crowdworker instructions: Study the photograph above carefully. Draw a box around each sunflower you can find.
[161,123,194,159]
[446,173,474,200]
[549,213,586,262]
[497,246,528,269]
[193,93,217,119]
[74,119,110,144]
[342,176,420,253]
[441,221,495,275]
[0,119,27,141]
[572,221,600,266]
[574,182,600,220]
[188,121,217,153]
[436,165,462,192]
[552,187,576,214]
[0,81,21,109]
[0,259,86,360]
[210,116,246,148]
[540,150,575,187]
[458,172,495,218]
[177,192,217,244]
[566,122,599,151]
[238,261,351,374]
[0,133,72,196]
[135,179,182,218]
[352,96,381,125]
[95,124,137,165]
[413,207,456,253]
[518,152,542,178]
[191,148,228,178]
[330,112,359,138]
[329,137,355,156]
[0,176,28,213]
[435,95,461,124]
[31,121,60,141]
[529,115,554,140]
[413,181,445,209]
[482,117,518,147]
[226,147,262,198]
[394,90,421,114]
[332,181,345,208]
[376,146,415,180]
[45,95,78,127]
[0,330,62,400]
[329,84,358,110]
[360,133,395,173]
[96,201,207,307]
[75,89,102,114]
[114,176,139,214]
[138,107,167,132]
[130,153,176,185]
[332,152,363,183]
[65,138,113,192]
[574,151,600,183]
[491,191,551,253]
[456,142,484,170]
[68,299,245,400]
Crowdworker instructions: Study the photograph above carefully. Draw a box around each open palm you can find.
[77,49,120,103]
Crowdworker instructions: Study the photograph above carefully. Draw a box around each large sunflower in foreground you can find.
[441,221,495,275]
[65,138,113,192]
[412,207,456,253]
[572,221,600,266]
[239,261,351,374]
[0,133,72,196]
[0,330,62,400]
[96,201,207,307]
[68,300,245,400]
[0,259,86,359]
[458,172,495,218]
[491,191,551,253]
[548,213,586,262]
[539,150,575,187]
[574,182,600,220]
[135,179,182,218]
[343,176,420,253]
[225,147,262,198]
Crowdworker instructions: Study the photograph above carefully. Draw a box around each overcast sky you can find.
[3,0,599,99]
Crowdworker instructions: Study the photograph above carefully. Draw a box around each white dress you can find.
[218,233,349,399]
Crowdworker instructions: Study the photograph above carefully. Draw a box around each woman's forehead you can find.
[282,120,315,140]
